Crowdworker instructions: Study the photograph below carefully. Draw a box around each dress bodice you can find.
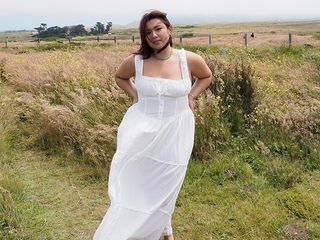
[134,49,192,98]
[133,49,193,119]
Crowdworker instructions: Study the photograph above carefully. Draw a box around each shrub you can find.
[192,54,257,159]
[31,42,84,52]
[179,25,195,29]
[207,55,255,134]
[20,99,117,167]
[181,33,194,38]
[41,36,65,42]
[278,190,320,220]
[193,91,230,159]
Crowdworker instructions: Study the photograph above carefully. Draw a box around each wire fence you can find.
[1,32,320,48]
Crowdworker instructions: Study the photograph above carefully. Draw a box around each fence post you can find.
[114,36,117,44]
[288,33,292,46]
[132,35,135,43]
[208,35,212,45]
[243,33,248,47]
[179,36,182,44]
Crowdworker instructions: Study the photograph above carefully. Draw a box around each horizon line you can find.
[1,17,320,33]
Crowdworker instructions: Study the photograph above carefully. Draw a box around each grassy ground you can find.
[2,147,320,239]
[1,136,320,239]
[0,149,107,239]
[0,38,320,239]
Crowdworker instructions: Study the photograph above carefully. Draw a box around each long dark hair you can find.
[135,10,173,59]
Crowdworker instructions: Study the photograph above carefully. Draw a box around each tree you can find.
[34,23,47,36]
[90,22,104,35]
[90,21,112,35]
[96,22,105,34]
[40,23,47,30]
[34,25,67,38]
[70,24,87,36]
[105,22,112,34]
[33,21,111,38]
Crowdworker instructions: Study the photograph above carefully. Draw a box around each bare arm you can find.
[115,54,138,103]
[186,51,212,112]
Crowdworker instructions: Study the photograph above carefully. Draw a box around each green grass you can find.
[0,43,320,239]
[175,156,320,239]
[1,145,320,239]
[23,42,84,52]
[0,150,108,239]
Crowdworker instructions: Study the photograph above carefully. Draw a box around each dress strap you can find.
[134,54,143,79]
[178,49,190,81]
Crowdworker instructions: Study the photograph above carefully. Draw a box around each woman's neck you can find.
[153,46,173,61]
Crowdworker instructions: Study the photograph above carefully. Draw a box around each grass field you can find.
[0,20,320,239]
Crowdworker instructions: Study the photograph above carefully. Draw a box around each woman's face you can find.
[145,18,172,51]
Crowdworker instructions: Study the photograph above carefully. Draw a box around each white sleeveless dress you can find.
[93,49,195,240]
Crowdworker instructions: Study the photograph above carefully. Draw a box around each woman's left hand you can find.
[188,94,195,113]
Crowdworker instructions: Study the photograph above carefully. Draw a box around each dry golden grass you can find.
[1,37,320,239]
[1,45,141,168]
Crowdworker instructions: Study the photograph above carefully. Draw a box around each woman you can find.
[93,10,212,240]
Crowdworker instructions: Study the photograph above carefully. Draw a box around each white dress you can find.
[93,49,195,240]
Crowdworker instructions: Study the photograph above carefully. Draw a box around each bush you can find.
[20,99,117,167]
[179,25,195,29]
[193,91,230,159]
[31,42,84,52]
[192,55,257,159]
[181,45,220,56]
[181,33,194,38]
[278,190,320,220]
[41,36,65,42]
[207,55,255,134]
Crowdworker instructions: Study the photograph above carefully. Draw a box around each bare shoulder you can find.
[121,54,136,68]
[184,50,212,78]
[116,54,136,79]
[185,50,204,63]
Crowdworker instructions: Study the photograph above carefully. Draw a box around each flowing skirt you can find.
[93,101,195,240]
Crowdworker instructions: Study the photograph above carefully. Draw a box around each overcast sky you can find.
[1,0,319,31]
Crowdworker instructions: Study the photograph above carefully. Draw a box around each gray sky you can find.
[1,0,319,31]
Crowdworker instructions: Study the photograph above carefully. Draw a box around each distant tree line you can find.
[33,22,112,39]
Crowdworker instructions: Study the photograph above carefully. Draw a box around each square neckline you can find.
[141,49,184,82]
[142,75,183,82]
